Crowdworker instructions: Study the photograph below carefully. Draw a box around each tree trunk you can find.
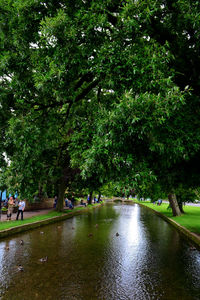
[177,195,184,213]
[168,194,182,216]
[88,191,93,205]
[98,192,101,202]
[56,178,66,212]
[38,182,43,199]
[178,201,184,213]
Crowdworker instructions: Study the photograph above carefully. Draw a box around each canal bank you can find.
[1,203,199,300]
[134,201,200,249]
[0,203,103,239]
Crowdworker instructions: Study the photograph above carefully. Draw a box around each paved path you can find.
[1,200,199,222]
[184,203,200,207]
[162,200,200,207]
[0,208,54,222]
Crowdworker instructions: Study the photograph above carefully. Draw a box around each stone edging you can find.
[0,204,102,240]
[135,202,200,249]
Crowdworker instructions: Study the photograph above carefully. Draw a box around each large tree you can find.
[1,0,200,215]
[69,0,200,216]
[0,0,143,209]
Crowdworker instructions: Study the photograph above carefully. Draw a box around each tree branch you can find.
[74,72,94,90]
[74,79,99,103]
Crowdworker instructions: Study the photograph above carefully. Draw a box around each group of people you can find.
[65,196,75,209]
[157,199,162,206]
[53,195,76,209]
[53,195,102,210]
[0,196,26,221]
[93,196,101,203]
[87,195,102,204]
[153,199,163,206]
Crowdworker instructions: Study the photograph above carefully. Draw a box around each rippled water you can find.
[0,203,200,300]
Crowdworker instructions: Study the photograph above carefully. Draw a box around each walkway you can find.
[0,208,54,222]
[162,200,200,207]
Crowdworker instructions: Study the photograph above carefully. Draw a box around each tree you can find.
[68,1,200,216]
[1,0,145,209]
[1,0,200,215]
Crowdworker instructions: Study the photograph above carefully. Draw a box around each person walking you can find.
[16,199,26,220]
[7,196,15,221]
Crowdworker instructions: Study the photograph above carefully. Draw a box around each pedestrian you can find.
[65,197,69,207]
[15,197,19,207]
[157,199,162,206]
[7,196,15,221]
[53,196,58,208]
[16,199,26,220]
[4,197,8,207]
[68,200,73,209]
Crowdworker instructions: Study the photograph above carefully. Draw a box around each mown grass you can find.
[170,206,200,234]
[0,210,63,231]
[0,203,100,231]
[134,200,200,234]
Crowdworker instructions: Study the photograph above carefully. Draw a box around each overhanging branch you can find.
[74,79,99,103]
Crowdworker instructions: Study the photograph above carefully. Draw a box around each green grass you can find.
[134,200,200,234]
[171,206,200,234]
[0,203,102,231]
[0,211,63,231]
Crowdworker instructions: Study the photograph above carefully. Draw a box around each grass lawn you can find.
[134,200,200,234]
[0,204,99,232]
[0,210,63,231]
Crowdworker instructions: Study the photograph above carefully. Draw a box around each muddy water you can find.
[0,203,200,300]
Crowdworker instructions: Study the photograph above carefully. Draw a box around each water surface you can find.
[0,203,199,299]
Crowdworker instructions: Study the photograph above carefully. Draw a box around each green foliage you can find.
[0,169,7,192]
[1,0,200,207]
[1,207,7,212]
[69,0,200,201]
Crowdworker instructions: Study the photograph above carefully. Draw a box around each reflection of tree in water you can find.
[0,223,68,299]
[0,205,200,300]
[0,206,119,299]
[70,204,121,299]
[136,208,200,300]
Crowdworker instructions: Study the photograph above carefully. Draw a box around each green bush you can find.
[1,207,7,211]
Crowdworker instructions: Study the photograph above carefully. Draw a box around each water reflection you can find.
[0,203,200,300]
